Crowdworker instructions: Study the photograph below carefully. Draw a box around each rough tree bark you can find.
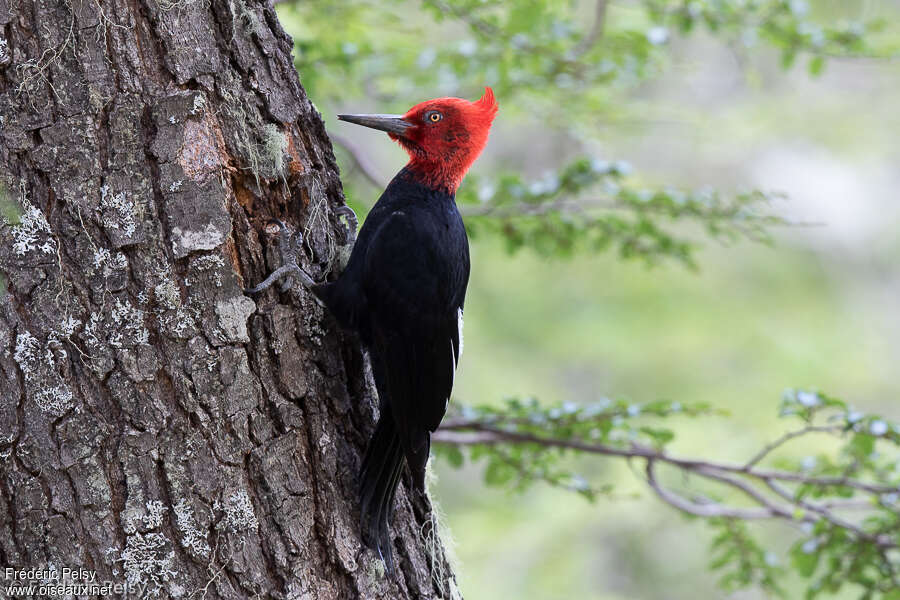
[0,0,460,598]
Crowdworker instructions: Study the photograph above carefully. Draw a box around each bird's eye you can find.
[426,111,442,123]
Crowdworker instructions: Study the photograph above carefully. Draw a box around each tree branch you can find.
[645,459,774,520]
[435,422,898,495]
[432,422,900,549]
[743,425,843,470]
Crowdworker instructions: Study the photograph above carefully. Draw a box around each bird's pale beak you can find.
[337,113,413,136]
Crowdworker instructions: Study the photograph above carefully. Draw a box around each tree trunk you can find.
[0,1,460,598]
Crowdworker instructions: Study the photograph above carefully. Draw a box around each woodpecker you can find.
[247,88,498,569]
[326,88,498,570]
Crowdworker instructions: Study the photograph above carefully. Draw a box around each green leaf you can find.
[848,433,875,458]
[440,445,465,468]
[484,459,516,487]
[781,49,797,69]
[808,56,825,76]
[639,426,675,447]
[790,541,821,578]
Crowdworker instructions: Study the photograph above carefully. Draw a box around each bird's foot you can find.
[245,263,315,294]
[245,220,322,302]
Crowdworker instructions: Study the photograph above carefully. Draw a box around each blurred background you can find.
[277,1,899,597]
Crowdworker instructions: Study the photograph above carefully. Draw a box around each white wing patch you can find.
[447,308,465,410]
[447,340,456,410]
[457,308,464,359]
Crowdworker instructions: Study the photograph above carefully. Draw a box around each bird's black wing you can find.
[362,208,466,484]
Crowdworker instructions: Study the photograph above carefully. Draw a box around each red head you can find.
[338,87,498,192]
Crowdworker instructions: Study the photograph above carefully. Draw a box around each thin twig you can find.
[762,478,893,547]
[331,133,388,189]
[645,460,773,520]
[743,425,844,470]
[694,466,797,520]
[572,0,608,58]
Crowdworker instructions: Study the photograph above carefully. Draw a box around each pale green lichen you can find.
[192,254,226,288]
[230,0,262,36]
[59,315,81,337]
[368,556,385,580]
[123,499,168,535]
[303,191,339,276]
[29,379,74,415]
[190,93,206,115]
[99,184,139,239]
[81,456,113,506]
[260,123,288,179]
[143,500,168,529]
[168,307,199,339]
[92,247,111,268]
[447,579,464,600]
[108,298,150,348]
[171,222,227,257]
[219,490,258,533]
[420,510,448,597]
[219,88,287,185]
[173,499,211,558]
[119,532,176,597]
[11,196,55,256]
[421,466,462,598]
[15,9,74,101]
[13,330,74,414]
[153,280,180,311]
[12,330,39,365]
[91,246,128,277]
[82,312,104,349]
[116,499,180,596]
[157,0,201,12]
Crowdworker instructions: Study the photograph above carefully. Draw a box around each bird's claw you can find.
[334,205,358,240]
[245,219,322,301]
[245,263,314,294]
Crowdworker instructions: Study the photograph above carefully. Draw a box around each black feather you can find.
[358,409,405,571]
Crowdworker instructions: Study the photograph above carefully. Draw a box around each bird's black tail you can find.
[359,411,405,572]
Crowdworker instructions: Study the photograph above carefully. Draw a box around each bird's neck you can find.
[401,156,470,194]
[387,166,459,200]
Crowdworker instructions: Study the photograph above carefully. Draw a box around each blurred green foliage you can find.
[0,183,17,224]
[0,182,19,296]
[436,391,900,598]
[459,160,784,266]
[775,394,900,599]
[276,0,900,597]
[282,0,894,265]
